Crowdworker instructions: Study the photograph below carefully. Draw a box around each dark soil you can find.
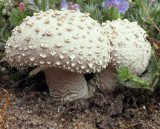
[0,66,160,129]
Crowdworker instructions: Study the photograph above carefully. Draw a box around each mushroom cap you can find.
[102,19,152,75]
[5,9,111,73]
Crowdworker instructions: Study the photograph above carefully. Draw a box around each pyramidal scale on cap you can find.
[5,9,111,101]
[88,19,152,92]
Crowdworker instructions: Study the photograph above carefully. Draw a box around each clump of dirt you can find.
[0,70,160,129]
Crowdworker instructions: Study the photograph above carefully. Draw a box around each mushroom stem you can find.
[44,68,88,101]
[90,65,118,92]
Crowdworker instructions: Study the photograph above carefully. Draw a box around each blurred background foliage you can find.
[125,0,160,41]
[0,0,159,46]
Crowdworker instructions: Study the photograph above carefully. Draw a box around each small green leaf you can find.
[115,66,129,82]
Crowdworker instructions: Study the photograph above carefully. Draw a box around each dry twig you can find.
[0,88,10,129]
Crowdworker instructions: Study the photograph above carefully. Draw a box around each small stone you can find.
[61,118,65,122]
[16,100,22,105]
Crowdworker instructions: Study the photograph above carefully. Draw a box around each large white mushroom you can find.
[89,19,152,92]
[5,9,111,101]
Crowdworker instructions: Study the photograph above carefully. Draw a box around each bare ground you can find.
[0,69,160,129]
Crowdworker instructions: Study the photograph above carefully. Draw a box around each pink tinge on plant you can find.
[19,3,24,11]
[108,1,117,8]
[68,2,75,10]
[61,0,80,10]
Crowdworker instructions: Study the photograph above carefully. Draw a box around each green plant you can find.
[115,53,160,91]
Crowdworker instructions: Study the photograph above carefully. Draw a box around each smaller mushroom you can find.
[89,19,152,92]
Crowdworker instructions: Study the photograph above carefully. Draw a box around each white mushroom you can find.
[5,9,111,101]
[89,19,152,92]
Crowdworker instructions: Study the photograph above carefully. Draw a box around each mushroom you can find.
[89,19,152,92]
[5,9,111,101]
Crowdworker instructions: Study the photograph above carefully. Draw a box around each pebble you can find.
[16,100,22,105]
